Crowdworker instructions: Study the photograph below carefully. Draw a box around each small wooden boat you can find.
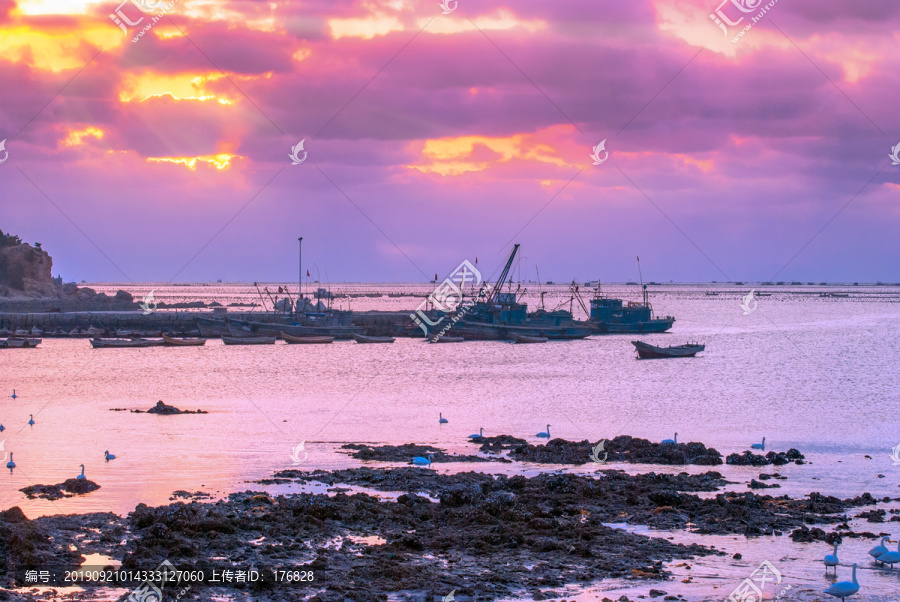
[632,340,705,359]
[222,336,277,345]
[514,335,548,344]
[162,334,208,346]
[428,336,464,343]
[90,338,164,348]
[353,333,395,344]
[280,332,334,344]
[5,338,42,348]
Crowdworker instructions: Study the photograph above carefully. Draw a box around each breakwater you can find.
[0,310,413,336]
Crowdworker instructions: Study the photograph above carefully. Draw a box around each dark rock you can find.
[749,479,780,489]
[19,479,101,501]
[132,400,207,415]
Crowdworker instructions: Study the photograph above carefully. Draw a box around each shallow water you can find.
[2,285,900,599]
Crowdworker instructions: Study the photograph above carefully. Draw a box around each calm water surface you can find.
[2,285,899,600]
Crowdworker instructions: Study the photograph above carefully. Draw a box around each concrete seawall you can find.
[0,311,267,333]
[0,310,414,336]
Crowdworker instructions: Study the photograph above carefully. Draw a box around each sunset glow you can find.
[0,0,897,283]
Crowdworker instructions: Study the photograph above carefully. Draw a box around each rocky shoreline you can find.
[2,437,893,602]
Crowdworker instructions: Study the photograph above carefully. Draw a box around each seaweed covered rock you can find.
[727,448,805,466]
[505,435,723,466]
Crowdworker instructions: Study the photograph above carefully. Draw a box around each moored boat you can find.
[221,336,277,345]
[514,335,548,344]
[280,332,334,344]
[439,245,593,341]
[231,318,362,340]
[162,334,208,346]
[353,333,395,344]
[90,338,164,348]
[589,286,675,334]
[3,338,42,348]
[631,340,704,359]
[428,335,464,343]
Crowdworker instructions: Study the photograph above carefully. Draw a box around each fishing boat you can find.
[428,336,464,343]
[222,336,277,345]
[3,338,42,348]
[439,245,593,341]
[195,316,233,337]
[90,338,164,348]
[230,318,362,340]
[631,340,704,359]
[514,335,548,344]
[589,287,675,334]
[162,334,208,346]
[353,333,395,344]
[280,332,334,344]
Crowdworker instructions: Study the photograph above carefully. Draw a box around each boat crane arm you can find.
[488,244,520,302]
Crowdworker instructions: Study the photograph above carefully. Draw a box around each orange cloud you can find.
[408,129,574,176]
[119,73,238,104]
[62,126,105,147]
[0,24,121,71]
[146,154,238,170]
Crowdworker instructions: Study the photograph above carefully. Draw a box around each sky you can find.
[0,0,898,284]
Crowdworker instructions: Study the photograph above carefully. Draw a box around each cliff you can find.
[0,233,56,295]
[0,230,137,311]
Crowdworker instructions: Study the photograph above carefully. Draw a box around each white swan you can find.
[104,451,116,461]
[27,414,34,426]
[536,425,551,438]
[823,563,859,600]
[11,389,17,399]
[439,413,448,424]
[662,432,677,445]
[824,542,839,574]
[468,428,483,439]
[6,452,14,469]
[751,437,766,450]
[868,536,890,563]
[76,464,85,480]
[877,540,900,568]
[412,454,433,466]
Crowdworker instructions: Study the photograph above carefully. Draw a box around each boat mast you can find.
[637,255,648,306]
[298,236,303,315]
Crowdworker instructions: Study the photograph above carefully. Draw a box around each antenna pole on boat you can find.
[253,282,268,312]
[536,266,544,309]
[637,256,648,306]
[298,236,303,300]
